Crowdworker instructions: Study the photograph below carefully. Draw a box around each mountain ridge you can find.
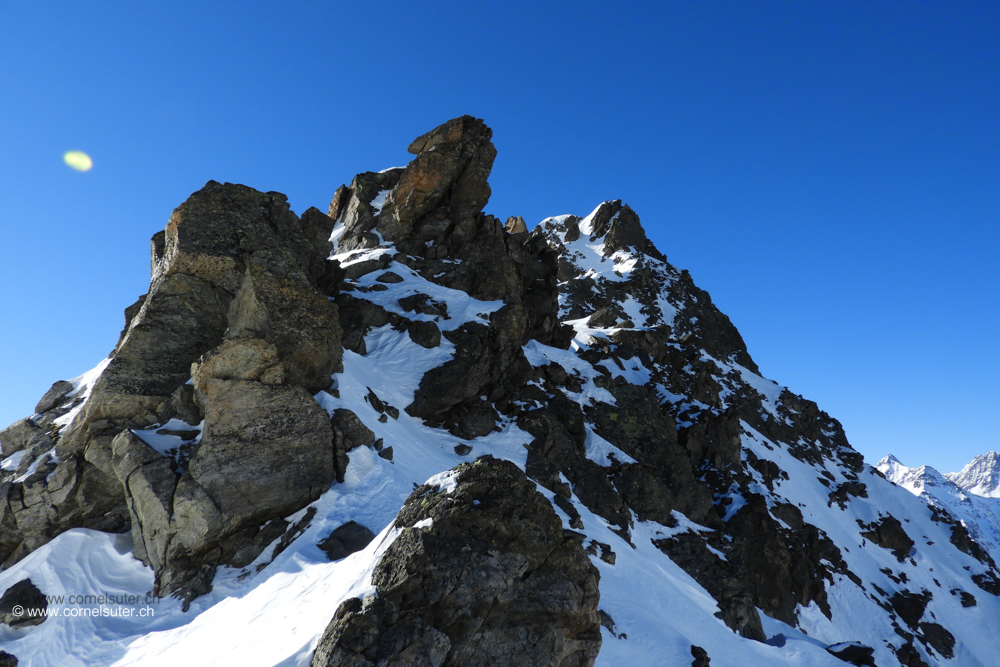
[945,452,1000,498]
[1,116,999,667]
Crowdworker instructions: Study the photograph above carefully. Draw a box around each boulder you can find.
[311,457,601,667]
[34,380,75,415]
[0,419,41,457]
[0,579,46,628]
[318,521,376,561]
[377,116,496,244]
[407,320,441,348]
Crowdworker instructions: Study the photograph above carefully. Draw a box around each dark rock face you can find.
[311,457,601,667]
[655,532,765,641]
[859,515,914,561]
[330,116,570,441]
[0,578,46,628]
[826,642,876,666]
[917,622,955,659]
[0,651,17,667]
[407,320,442,349]
[328,169,405,253]
[890,590,931,628]
[690,645,711,667]
[318,521,376,561]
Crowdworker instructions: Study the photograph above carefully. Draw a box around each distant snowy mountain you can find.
[2,116,999,667]
[878,453,1000,565]
[946,452,1000,498]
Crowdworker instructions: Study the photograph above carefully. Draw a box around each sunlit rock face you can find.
[947,452,1000,498]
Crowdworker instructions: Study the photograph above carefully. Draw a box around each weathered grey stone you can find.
[34,381,75,415]
[192,338,283,386]
[153,383,202,426]
[311,457,601,667]
[171,474,224,554]
[0,419,41,457]
[111,431,179,570]
[189,378,334,531]
[226,249,341,393]
[58,271,231,464]
[6,453,129,562]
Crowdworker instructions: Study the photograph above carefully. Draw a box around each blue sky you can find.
[1,2,997,474]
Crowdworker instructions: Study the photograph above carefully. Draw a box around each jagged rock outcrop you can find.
[1,181,343,599]
[326,117,877,650]
[332,116,570,439]
[311,457,601,667]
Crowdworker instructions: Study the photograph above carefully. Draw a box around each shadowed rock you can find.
[0,579,46,628]
[318,521,376,561]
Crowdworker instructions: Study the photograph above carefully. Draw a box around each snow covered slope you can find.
[879,454,1000,567]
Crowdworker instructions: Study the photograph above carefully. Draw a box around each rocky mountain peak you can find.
[376,115,496,249]
[577,199,665,261]
[3,117,1000,667]
[947,451,1000,498]
[877,455,954,494]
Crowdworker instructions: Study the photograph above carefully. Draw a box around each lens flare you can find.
[64,151,93,171]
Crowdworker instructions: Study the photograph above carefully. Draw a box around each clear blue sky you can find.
[1,2,997,474]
